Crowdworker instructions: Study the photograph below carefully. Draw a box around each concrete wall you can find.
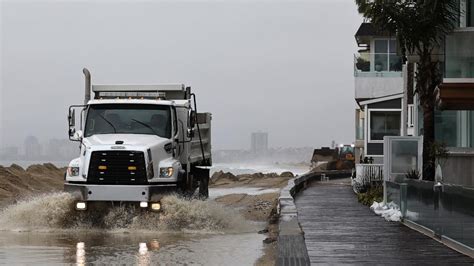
[442,150,474,187]
[355,76,403,100]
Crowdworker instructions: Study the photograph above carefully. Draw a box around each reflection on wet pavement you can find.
[0,231,264,265]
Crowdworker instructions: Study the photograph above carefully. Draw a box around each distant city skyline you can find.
[0,135,78,161]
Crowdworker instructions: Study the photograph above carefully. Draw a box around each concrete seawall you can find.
[276,170,352,266]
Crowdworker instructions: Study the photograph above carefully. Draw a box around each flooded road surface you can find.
[0,231,264,265]
[0,163,293,265]
[0,192,267,265]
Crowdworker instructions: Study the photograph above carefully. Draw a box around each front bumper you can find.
[64,183,177,202]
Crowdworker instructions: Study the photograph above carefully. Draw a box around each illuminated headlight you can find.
[159,167,174,178]
[68,166,80,176]
[151,203,161,211]
[76,202,87,210]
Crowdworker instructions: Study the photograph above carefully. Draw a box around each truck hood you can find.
[84,134,170,147]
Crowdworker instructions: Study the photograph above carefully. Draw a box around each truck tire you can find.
[199,173,209,199]
[193,167,209,199]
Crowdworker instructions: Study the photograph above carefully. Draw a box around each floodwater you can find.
[0,193,266,265]
[0,231,264,265]
[0,163,305,265]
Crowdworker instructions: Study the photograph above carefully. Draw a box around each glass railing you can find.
[354,53,403,77]
[445,31,474,79]
[387,180,474,248]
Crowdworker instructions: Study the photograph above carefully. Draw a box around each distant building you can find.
[251,132,268,154]
[46,138,78,161]
[24,136,42,160]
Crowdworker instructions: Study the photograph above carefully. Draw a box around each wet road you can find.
[0,231,264,265]
[0,186,275,265]
[0,164,300,265]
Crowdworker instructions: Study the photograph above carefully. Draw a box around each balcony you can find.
[354,53,404,101]
[436,29,474,110]
[354,53,403,78]
[445,30,474,79]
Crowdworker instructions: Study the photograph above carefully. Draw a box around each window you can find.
[445,31,474,78]
[407,104,415,128]
[370,111,401,141]
[468,0,474,27]
[85,104,172,138]
[373,39,401,72]
[435,110,458,147]
[435,110,474,148]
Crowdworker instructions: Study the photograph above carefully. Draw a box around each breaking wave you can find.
[0,193,253,233]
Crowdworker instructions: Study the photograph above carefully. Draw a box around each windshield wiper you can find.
[131,119,160,136]
[98,114,117,133]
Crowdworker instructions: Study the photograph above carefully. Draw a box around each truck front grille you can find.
[87,150,148,185]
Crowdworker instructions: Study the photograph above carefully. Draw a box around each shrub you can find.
[357,185,383,206]
[405,169,421,180]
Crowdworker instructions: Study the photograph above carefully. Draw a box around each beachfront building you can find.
[416,0,474,187]
[353,23,411,164]
[364,1,474,252]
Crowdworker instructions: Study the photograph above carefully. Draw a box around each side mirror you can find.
[189,110,196,129]
[187,128,195,138]
[68,105,87,141]
[69,127,76,138]
[71,130,83,141]
[68,109,76,127]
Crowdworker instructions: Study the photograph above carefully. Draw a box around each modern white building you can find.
[421,0,474,187]
[354,1,474,186]
[353,23,411,163]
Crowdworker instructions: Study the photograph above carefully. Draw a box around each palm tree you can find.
[355,0,459,180]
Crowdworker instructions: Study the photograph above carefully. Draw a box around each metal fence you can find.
[352,164,384,193]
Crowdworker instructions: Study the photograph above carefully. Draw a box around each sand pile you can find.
[210,171,294,188]
[0,164,65,206]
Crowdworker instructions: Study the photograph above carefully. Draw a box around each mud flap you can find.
[194,167,210,198]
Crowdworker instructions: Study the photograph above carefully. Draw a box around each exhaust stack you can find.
[83,68,91,104]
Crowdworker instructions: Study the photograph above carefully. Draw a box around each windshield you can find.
[85,104,172,138]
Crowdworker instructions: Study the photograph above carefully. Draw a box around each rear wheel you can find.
[199,173,209,199]
[193,167,209,199]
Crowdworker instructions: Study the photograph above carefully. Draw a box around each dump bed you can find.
[190,112,212,166]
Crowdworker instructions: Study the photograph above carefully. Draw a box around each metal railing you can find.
[352,164,384,193]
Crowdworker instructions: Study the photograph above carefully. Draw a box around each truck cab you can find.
[65,69,211,211]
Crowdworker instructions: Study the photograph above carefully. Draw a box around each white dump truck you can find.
[65,68,212,211]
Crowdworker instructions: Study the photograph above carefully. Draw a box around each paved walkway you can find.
[295,180,474,265]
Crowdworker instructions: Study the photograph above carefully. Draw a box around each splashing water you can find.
[0,193,253,233]
[0,192,77,230]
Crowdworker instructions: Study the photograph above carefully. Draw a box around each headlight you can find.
[159,167,174,177]
[68,167,80,176]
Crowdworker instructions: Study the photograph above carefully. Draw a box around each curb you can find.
[276,170,352,266]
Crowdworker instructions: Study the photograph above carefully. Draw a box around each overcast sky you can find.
[0,0,362,151]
